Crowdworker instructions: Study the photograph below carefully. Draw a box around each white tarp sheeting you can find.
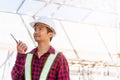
[0,0,120,80]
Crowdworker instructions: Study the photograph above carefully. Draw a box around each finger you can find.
[17,41,22,47]
[21,44,27,50]
[18,41,25,48]
[17,41,27,52]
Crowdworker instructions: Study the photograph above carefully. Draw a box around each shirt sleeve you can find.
[11,53,26,80]
[57,53,70,80]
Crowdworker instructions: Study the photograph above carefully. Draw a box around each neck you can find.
[37,41,50,57]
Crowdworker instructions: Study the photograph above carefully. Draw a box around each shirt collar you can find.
[30,46,55,56]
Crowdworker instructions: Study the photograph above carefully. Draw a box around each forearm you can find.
[11,53,26,80]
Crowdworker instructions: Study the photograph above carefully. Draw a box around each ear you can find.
[48,32,54,37]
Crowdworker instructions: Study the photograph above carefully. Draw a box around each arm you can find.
[11,41,27,80]
[57,53,70,80]
[11,53,26,80]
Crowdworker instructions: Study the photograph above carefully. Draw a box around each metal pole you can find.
[19,15,36,47]
[58,21,80,59]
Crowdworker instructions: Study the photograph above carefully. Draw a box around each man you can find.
[11,16,70,80]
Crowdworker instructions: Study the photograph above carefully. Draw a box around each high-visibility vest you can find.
[25,51,59,80]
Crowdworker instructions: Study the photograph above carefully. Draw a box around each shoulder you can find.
[55,51,65,58]
[55,51,68,63]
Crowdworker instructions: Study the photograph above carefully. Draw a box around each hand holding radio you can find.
[17,41,27,53]
[10,33,27,53]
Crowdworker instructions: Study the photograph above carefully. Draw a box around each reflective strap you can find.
[25,51,60,80]
[25,54,33,80]
[39,51,59,80]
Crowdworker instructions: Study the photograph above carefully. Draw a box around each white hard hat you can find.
[30,16,56,34]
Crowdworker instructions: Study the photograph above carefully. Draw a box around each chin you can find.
[35,39,39,41]
[35,39,42,42]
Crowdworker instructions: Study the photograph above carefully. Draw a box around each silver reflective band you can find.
[25,51,59,80]
[39,51,59,80]
[25,54,33,80]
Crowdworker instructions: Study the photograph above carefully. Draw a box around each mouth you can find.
[34,34,40,37]
[34,35,40,37]
[34,35,41,39]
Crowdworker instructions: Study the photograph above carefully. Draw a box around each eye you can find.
[39,27,44,30]
[38,27,42,30]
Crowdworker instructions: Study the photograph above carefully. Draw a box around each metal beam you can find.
[58,20,80,59]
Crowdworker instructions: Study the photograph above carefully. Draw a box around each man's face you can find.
[33,23,53,42]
